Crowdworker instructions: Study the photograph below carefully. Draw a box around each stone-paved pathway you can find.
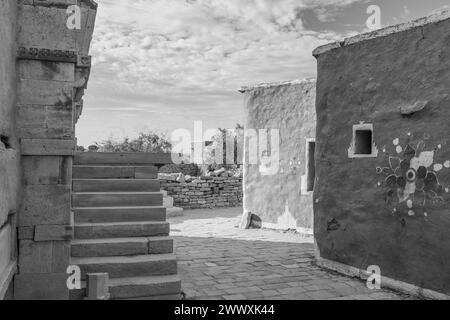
[169,208,415,300]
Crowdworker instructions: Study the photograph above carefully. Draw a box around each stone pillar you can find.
[13,0,97,300]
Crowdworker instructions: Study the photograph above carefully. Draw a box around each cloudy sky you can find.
[77,0,449,146]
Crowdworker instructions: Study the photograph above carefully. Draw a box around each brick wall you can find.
[160,174,242,209]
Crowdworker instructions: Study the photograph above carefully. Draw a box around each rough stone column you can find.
[14,0,97,300]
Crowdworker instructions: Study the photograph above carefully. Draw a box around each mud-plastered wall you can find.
[241,80,316,232]
[314,12,450,296]
[0,0,20,300]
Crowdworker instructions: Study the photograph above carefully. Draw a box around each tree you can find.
[96,131,172,153]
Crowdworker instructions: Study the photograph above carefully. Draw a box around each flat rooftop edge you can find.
[239,78,316,93]
[313,9,450,57]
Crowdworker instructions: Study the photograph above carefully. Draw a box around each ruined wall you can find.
[12,0,97,299]
[0,0,20,300]
[160,174,242,209]
[241,80,316,232]
[314,12,450,295]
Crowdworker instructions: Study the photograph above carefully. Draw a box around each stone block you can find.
[17,104,74,139]
[135,166,158,179]
[19,240,70,274]
[18,226,34,240]
[17,79,72,106]
[19,185,71,227]
[21,139,75,156]
[18,60,75,82]
[17,4,77,51]
[85,273,110,300]
[34,225,74,241]
[14,273,69,300]
[22,156,72,185]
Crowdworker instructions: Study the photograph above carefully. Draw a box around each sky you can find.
[76,0,450,146]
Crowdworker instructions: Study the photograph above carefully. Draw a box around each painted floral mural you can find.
[377,136,450,217]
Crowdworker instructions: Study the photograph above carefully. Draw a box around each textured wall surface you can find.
[314,14,450,295]
[242,81,316,232]
[0,0,20,300]
[160,174,242,209]
[13,0,97,300]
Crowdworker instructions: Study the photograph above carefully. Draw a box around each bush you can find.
[159,164,182,174]
[96,131,172,153]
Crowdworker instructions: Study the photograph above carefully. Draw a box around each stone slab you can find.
[17,79,73,106]
[18,60,75,82]
[17,104,74,139]
[21,139,75,156]
[74,152,174,165]
[14,273,69,300]
[135,166,158,179]
[19,240,70,274]
[17,4,77,51]
[18,226,34,240]
[22,156,72,185]
[19,185,71,227]
[34,225,74,241]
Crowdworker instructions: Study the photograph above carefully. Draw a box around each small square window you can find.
[348,123,378,158]
[355,130,373,155]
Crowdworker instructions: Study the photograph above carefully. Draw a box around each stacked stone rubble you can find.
[160,175,243,209]
[13,0,97,299]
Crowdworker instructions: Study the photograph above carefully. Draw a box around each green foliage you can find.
[96,131,172,153]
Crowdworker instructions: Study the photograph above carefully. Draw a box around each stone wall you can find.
[160,174,242,209]
[313,11,450,296]
[240,80,316,233]
[0,0,20,300]
[11,0,97,300]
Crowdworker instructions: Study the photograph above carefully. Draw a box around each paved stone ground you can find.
[169,207,416,300]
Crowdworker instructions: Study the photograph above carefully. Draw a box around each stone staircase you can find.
[69,154,181,300]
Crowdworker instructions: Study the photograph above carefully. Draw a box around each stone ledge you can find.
[17,47,92,68]
[239,78,316,93]
[316,256,450,300]
[21,0,97,10]
[313,9,450,57]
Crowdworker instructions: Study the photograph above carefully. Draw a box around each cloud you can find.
[79,0,366,145]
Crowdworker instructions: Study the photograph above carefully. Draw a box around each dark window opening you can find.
[355,130,372,155]
[0,135,11,149]
[307,141,316,192]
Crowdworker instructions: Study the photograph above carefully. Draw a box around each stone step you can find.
[72,192,163,207]
[73,165,157,179]
[71,254,178,279]
[74,206,166,223]
[69,275,181,300]
[74,152,173,166]
[123,294,181,300]
[71,237,174,257]
[74,221,170,239]
[110,275,181,300]
[73,179,160,192]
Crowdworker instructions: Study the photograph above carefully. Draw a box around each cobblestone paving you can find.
[169,208,416,300]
